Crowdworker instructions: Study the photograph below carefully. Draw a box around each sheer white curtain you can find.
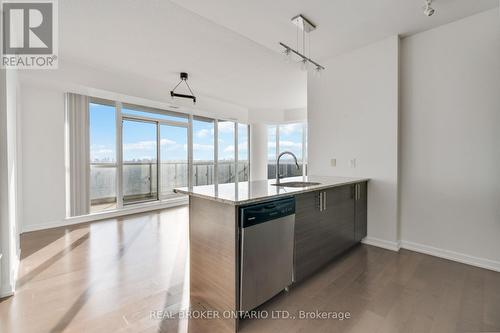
[65,93,90,217]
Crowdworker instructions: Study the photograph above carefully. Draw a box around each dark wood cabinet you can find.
[294,191,323,282]
[321,185,356,258]
[354,181,368,242]
[294,182,367,283]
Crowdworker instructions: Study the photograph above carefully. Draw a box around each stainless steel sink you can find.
[271,181,321,188]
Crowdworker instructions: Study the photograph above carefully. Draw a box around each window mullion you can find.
[214,119,218,187]
[188,115,193,188]
[116,101,124,209]
[234,122,238,184]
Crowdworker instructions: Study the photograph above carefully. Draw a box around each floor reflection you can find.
[2,206,499,333]
[0,206,189,333]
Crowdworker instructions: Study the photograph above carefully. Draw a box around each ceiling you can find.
[59,0,307,110]
[59,0,498,111]
[171,0,499,60]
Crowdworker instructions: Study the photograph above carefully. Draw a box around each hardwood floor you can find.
[1,206,499,333]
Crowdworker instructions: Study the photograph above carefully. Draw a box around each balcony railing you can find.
[90,161,250,204]
[90,160,305,206]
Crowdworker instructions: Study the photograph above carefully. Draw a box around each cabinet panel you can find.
[294,191,329,282]
[321,185,356,258]
[293,183,365,283]
[355,182,368,242]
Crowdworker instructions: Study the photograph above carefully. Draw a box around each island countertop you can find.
[174,175,369,205]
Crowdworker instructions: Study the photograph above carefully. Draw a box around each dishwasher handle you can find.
[240,197,295,228]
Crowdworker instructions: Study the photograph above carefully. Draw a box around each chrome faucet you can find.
[276,151,300,185]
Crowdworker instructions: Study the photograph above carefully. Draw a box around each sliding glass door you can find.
[88,98,249,213]
[159,124,188,198]
[122,118,158,205]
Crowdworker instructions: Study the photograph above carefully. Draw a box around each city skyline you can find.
[90,103,304,164]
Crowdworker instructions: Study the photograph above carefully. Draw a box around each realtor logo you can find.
[1,0,58,68]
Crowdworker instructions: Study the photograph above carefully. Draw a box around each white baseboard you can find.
[362,237,500,272]
[362,237,401,252]
[400,240,500,273]
[22,196,189,233]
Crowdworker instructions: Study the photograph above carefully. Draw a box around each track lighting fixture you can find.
[424,0,436,17]
[279,14,325,74]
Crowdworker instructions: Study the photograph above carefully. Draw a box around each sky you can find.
[267,123,304,162]
[89,103,250,163]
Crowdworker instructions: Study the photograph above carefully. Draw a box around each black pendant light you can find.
[170,72,196,104]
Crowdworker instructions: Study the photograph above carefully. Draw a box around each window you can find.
[267,125,277,179]
[87,98,250,213]
[159,124,188,195]
[122,119,158,205]
[267,123,307,179]
[238,123,249,182]
[192,117,215,186]
[89,102,117,212]
[217,120,235,184]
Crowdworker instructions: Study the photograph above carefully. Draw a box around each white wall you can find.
[17,61,249,232]
[400,9,500,269]
[249,123,268,181]
[19,84,66,231]
[248,107,307,124]
[308,36,400,250]
[20,60,249,122]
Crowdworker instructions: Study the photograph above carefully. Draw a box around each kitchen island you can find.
[174,175,369,332]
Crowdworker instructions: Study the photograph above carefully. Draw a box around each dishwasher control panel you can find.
[240,197,295,228]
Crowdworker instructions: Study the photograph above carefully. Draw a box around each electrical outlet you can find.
[330,158,336,167]
[349,158,357,168]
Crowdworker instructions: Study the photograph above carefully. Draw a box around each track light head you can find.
[283,47,292,62]
[424,0,436,16]
[300,58,309,71]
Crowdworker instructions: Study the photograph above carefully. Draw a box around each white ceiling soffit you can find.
[170,0,499,61]
[59,0,307,110]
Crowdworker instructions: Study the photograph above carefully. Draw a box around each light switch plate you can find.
[349,158,357,168]
[330,158,336,167]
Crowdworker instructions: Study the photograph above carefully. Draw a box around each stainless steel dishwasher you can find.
[239,197,295,312]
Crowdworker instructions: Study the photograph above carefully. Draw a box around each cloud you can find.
[238,141,248,152]
[92,148,113,154]
[160,138,176,146]
[196,128,214,138]
[123,140,157,151]
[279,123,303,135]
[90,144,115,161]
[224,145,235,153]
[193,143,214,151]
[279,140,302,149]
[123,139,180,151]
[218,121,235,133]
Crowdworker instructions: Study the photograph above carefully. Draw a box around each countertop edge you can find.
[174,178,370,206]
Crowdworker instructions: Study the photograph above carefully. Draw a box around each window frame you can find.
[87,97,250,212]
